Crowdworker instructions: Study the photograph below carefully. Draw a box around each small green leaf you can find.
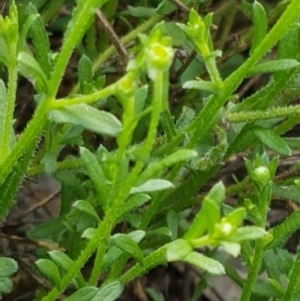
[82,227,96,239]
[35,259,61,287]
[167,210,179,240]
[233,226,267,241]
[220,241,241,257]
[26,3,52,75]
[250,1,267,55]
[163,22,186,47]
[247,59,300,77]
[145,288,164,301]
[184,182,224,239]
[102,246,124,272]
[273,184,300,204]
[17,51,49,93]
[118,194,151,218]
[0,277,13,294]
[0,80,7,151]
[130,179,174,194]
[73,200,100,222]
[251,126,291,156]
[91,281,123,301]
[78,55,93,94]
[80,147,109,209]
[48,104,122,137]
[183,252,225,275]
[146,227,172,238]
[110,234,144,266]
[166,239,193,262]
[183,79,218,93]
[0,257,18,277]
[64,287,98,301]
[27,217,64,239]
[283,137,300,150]
[48,250,86,288]
[18,14,39,51]
[127,6,156,18]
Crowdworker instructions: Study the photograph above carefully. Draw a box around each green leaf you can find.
[163,22,186,47]
[146,227,172,238]
[102,246,123,272]
[64,287,99,301]
[48,250,86,288]
[26,3,52,75]
[233,226,267,241]
[166,239,193,262]
[283,137,300,150]
[80,147,109,209]
[110,234,144,265]
[127,6,156,18]
[138,149,197,184]
[223,207,246,228]
[18,13,39,51]
[220,241,241,257]
[251,126,291,156]
[17,51,49,93]
[250,1,267,55]
[183,79,218,93]
[130,179,174,194]
[78,54,93,94]
[184,182,224,239]
[247,59,300,77]
[73,200,100,222]
[35,259,61,287]
[145,288,165,301]
[91,281,123,301]
[48,104,122,137]
[167,210,179,240]
[273,184,300,204]
[118,194,151,218]
[183,252,225,275]
[82,227,96,239]
[0,277,13,294]
[0,257,18,277]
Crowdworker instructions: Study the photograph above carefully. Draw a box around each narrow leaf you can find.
[17,51,49,93]
[166,239,193,262]
[252,126,291,156]
[247,59,300,77]
[91,281,123,301]
[183,252,225,275]
[73,200,100,222]
[127,6,156,18]
[233,226,267,241]
[48,104,122,137]
[64,287,98,301]
[118,194,151,218]
[111,234,144,265]
[80,147,109,208]
[35,259,61,287]
[130,179,174,194]
[250,1,267,55]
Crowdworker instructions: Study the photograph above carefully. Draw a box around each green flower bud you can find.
[252,166,270,187]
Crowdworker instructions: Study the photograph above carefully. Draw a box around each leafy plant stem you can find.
[88,69,165,285]
[1,54,17,162]
[239,238,265,301]
[227,105,300,123]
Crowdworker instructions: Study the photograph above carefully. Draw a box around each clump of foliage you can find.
[1,0,300,300]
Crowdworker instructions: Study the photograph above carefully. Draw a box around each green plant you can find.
[1,0,300,300]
